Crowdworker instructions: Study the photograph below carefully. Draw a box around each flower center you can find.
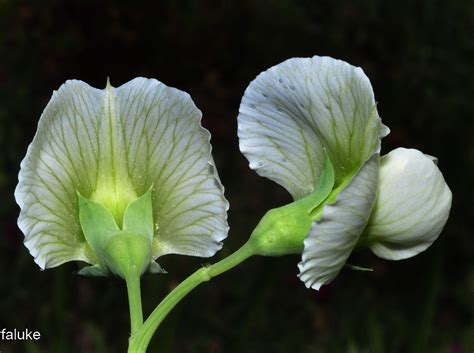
[89,81,138,227]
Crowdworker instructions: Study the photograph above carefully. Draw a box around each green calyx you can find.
[248,154,335,256]
[78,189,163,278]
[104,231,151,279]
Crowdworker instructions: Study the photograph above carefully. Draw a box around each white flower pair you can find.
[15,56,451,289]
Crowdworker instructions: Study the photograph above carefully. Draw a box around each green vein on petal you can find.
[297,154,379,290]
[114,78,229,259]
[362,148,452,260]
[16,81,104,269]
[15,78,229,270]
[238,55,389,200]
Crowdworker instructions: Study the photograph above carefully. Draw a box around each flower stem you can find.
[128,240,257,353]
[125,274,144,336]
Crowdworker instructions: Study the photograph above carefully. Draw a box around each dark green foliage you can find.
[0,1,472,352]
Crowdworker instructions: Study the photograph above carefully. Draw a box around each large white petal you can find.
[298,154,379,290]
[363,148,452,260]
[238,56,388,200]
[114,78,229,258]
[15,78,229,269]
[16,81,104,269]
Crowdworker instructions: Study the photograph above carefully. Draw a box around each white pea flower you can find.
[238,55,451,290]
[15,78,229,277]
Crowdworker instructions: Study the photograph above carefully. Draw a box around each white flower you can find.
[238,55,451,290]
[15,78,229,275]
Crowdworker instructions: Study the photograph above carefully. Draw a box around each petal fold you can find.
[298,154,379,290]
[363,148,452,260]
[238,55,388,200]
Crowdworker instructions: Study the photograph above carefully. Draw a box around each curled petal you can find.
[15,78,229,269]
[238,55,388,200]
[363,148,452,260]
[298,154,379,290]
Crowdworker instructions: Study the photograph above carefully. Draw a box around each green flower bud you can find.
[248,153,335,256]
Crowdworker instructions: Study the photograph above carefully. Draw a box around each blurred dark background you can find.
[0,1,473,352]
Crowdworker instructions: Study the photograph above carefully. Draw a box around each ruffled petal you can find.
[238,56,388,200]
[114,78,229,258]
[363,148,452,260]
[298,154,379,290]
[16,81,104,269]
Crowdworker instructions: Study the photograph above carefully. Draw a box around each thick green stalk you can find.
[126,274,144,336]
[128,240,256,353]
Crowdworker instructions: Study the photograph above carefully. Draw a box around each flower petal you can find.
[16,81,104,269]
[363,148,452,260]
[114,78,229,259]
[15,78,229,269]
[238,56,388,200]
[297,154,379,290]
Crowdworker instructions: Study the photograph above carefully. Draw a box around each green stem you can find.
[126,274,144,336]
[128,240,256,353]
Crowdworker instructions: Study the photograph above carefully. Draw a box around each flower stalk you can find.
[128,241,256,353]
[125,274,143,335]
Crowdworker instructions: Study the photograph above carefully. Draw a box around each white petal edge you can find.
[297,154,379,290]
[363,148,452,260]
[238,55,389,200]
